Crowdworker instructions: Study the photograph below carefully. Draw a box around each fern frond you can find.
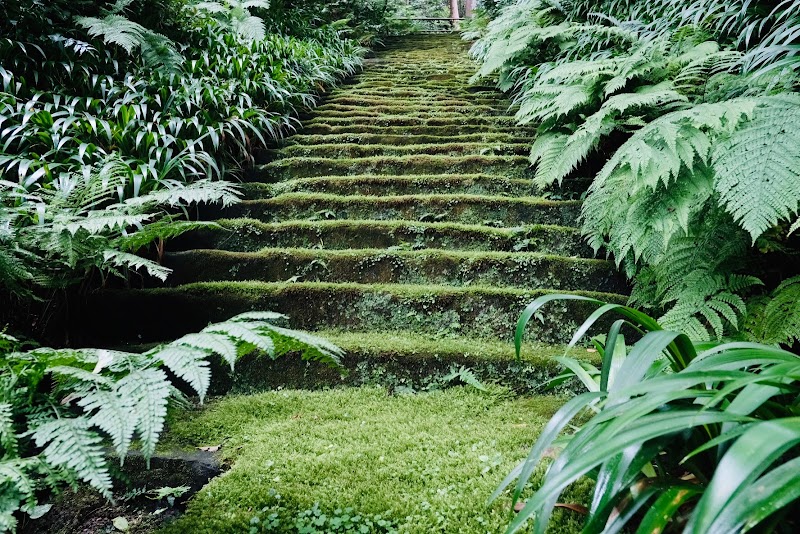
[101,250,171,281]
[713,94,800,239]
[116,369,171,460]
[75,15,148,54]
[264,325,345,366]
[515,83,593,125]
[0,403,16,457]
[760,276,800,345]
[149,345,211,401]
[125,179,241,208]
[31,417,112,497]
[78,390,136,460]
[174,333,239,370]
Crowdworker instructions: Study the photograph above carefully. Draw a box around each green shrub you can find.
[497,293,800,533]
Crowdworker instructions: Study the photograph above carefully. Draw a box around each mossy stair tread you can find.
[220,193,582,226]
[269,143,531,160]
[284,133,533,146]
[301,124,529,136]
[242,174,535,197]
[256,155,532,179]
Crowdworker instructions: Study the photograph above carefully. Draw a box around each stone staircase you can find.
[78,34,627,390]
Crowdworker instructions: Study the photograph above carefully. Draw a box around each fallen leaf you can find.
[112,516,129,532]
[198,445,220,452]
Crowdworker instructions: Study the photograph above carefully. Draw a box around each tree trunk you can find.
[465,0,475,18]
[450,0,461,28]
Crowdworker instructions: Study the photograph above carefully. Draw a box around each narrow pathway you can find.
[84,35,627,386]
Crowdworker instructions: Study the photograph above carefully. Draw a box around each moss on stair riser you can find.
[163,249,627,293]
[176,220,592,256]
[301,123,529,136]
[258,155,531,180]
[284,132,532,147]
[217,195,581,227]
[203,342,590,396]
[264,143,530,161]
[322,96,508,107]
[79,283,625,346]
[244,175,534,198]
[313,103,508,116]
[301,116,517,128]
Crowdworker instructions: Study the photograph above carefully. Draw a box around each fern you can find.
[756,276,800,345]
[192,1,271,43]
[0,311,344,524]
[442,366,487,391]
[30,417,113,498]
[713,94,800,239]
[75,8,182,72]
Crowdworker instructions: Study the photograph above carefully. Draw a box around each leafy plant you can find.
[0,156,240,297]
[470,0,800,340]
[497,293,800,533]
[0,311,343,531]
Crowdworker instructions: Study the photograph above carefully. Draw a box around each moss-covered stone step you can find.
[322,96,508,108]
[256,155,529,180]
[163,248,627,293]
[301,124,525,136]
[301,115,516,129]
[244,174,534,198]
[306,109,514,121]
[174,219,592,256]
[327,89,501,100]
[313,103,509,116]
[219,193,581,226]
[268,142,529,160]
[284,132,531,147]
[207,329,597,394]
[78,282,627,345]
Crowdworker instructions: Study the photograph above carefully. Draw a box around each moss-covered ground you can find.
[159,387,591,534]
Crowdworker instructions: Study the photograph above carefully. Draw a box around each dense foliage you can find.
[0,311,343,531]
[468,0,800,343]
[0,0,376,308]
[502,294,800,533]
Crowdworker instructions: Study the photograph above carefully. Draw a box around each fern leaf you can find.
[78,390,136,460]
[760,276,800,345]
[265,325,345,366]
[75,15,147,54]
[713,94,800,239]
[63,212,152,235]
[116,369,171,460]
[101,250,171,281]
[150,345,211,401]
[31,418,112,497]
[175,332,239,370]
[124,179,241,208]
[228,311,287,323]
[0,403,16,456]
[203,321,276,356]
